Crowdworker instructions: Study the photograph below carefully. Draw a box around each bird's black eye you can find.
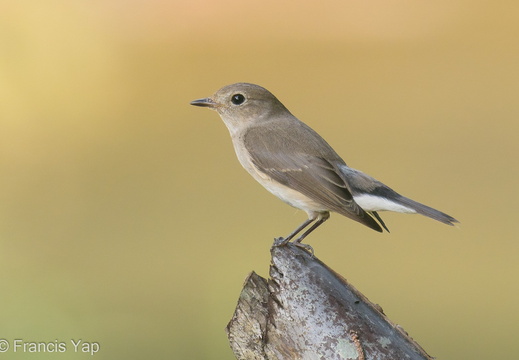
[231,93,245,105]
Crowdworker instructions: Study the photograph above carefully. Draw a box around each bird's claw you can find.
[273,237,315,257]
[273,237,290,247]
[294,242,315,256]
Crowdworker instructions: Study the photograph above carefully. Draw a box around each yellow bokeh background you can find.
[1,1,518,359]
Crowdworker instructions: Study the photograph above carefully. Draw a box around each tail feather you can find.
[396,196,458,226]
[371,211,390,232]
[339,165,458,227]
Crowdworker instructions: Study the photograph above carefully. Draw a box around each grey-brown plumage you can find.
[190,83,458,249]
[241,114,383,232]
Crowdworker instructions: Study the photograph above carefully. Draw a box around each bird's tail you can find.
[395,196,459,226]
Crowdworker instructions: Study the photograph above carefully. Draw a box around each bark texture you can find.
[226,244,433,360]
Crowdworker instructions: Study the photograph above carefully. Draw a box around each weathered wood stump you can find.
[226,243,433,360]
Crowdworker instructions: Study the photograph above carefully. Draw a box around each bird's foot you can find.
[273,237,290,247]
[273,237,314,256]
[293,242,315,257]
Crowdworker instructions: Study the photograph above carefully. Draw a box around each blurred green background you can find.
[1,0,518,359]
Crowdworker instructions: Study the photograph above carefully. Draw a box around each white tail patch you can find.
[353,194,416,213]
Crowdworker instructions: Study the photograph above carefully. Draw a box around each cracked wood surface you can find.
[226,244,433,360]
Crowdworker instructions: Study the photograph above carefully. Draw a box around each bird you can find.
[190,83,458,250]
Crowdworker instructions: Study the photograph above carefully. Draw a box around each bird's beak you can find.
[190,97,218,108]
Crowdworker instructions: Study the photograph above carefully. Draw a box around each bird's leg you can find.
[290,216,328,256]
[294,213,330,245]
[274,218,315,247]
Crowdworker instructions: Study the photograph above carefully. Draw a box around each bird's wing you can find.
[243,124,383,232]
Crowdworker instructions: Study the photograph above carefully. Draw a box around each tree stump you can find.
[226,243,433,360]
